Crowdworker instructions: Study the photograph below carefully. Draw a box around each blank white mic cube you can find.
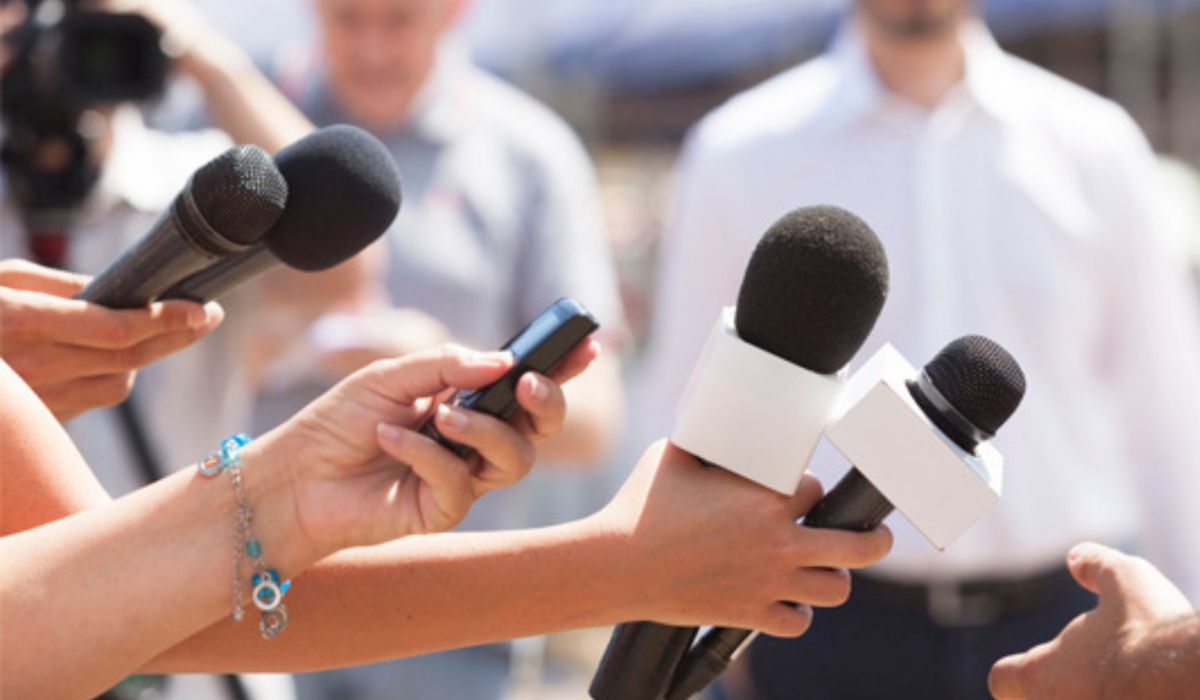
[671,308,845,495]
[825,344,1004,550]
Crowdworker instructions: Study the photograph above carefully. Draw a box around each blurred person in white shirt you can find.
[632,0,1200,698]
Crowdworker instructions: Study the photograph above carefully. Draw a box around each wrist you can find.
[573,510,654,623]
[236,432,321,580]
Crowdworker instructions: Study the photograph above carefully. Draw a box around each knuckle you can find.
[97,373,135,406]
[110,346,142,371]
[516,439,536,472]
[827,569,853,605]
[798,473,825,500]
[437,342,468,365]
[100,318,133,347]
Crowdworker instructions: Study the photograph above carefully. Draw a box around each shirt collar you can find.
[816,17,1023,132]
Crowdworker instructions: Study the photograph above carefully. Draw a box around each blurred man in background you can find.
[247,0,626,698]
[633,0,1200,697]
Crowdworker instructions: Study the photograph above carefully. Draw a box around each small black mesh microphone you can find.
[77,145,287,308]
[590,205,890,700]
[161,125,402,302]
[663,335,1026,700]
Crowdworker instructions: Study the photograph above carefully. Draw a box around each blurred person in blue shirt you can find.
[246,1,627,698]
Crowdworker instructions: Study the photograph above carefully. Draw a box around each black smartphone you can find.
[420,297,599,458]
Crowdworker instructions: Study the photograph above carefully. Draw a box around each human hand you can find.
[594,441,894,637]
[0,259,223,421]
[989,542,1194,700]
[255,340,599,560]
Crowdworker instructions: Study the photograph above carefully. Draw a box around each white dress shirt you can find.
[633,20,1200,601]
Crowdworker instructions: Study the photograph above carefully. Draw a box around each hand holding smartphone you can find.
[420,297,599,458]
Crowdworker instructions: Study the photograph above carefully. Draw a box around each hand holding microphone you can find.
[0,259,221,421]
[590,206,891,700]
[664,336,1028,699]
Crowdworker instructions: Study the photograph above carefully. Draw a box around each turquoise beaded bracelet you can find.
[197,433,292,639]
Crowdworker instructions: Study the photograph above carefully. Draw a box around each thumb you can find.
[361,344,513,405]
[1066,541,1124,596]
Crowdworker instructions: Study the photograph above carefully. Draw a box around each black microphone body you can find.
[160,125,402,303]
[590,206,889,700]
[664,337,1027,699]
[77,145,287,308]
[161,246,276,303]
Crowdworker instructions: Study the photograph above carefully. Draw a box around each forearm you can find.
[0,360,111,534]
[1109,613,1200,699]
[147,515,638,672]
[183,34,312,154]
[0,438,309,699]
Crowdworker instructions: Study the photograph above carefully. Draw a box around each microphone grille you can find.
[735,205,889,373]
[191,145,289,246]
[924,335,1026,436]
[266,125,401,271]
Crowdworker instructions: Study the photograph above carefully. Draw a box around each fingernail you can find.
[203,302,225,328]
[528,375,549,401]
[377,423,403,442]
[437,404,469,430]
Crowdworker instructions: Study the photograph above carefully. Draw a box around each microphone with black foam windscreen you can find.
[589,206,890,700]
[160,125,402,302]
[662,335,1027,700]
[77,144,287,307]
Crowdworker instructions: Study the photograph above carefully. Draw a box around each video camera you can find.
[1,0,169,235]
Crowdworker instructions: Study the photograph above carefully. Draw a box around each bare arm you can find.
[1,345,580,698]
[0,360,111,532]
[0,434,306,700]
[148,442,893,673]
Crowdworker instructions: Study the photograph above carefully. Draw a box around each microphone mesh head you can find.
[191,145,288,245]
[266,125,402,271]
[735,205,889,373]
[924,335,1026,436]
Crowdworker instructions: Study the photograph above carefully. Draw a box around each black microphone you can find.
[663,335,1027,700]
[77,145,287,308]
[160,125,402,302]
[589,206,890,700]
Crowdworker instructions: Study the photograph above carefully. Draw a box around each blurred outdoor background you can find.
[159,1,1199,697]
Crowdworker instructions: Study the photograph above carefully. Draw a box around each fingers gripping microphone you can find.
[77,145,287,307]
[664,336,1027,700]
[160,125,402,302]
[589,206,889,700]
